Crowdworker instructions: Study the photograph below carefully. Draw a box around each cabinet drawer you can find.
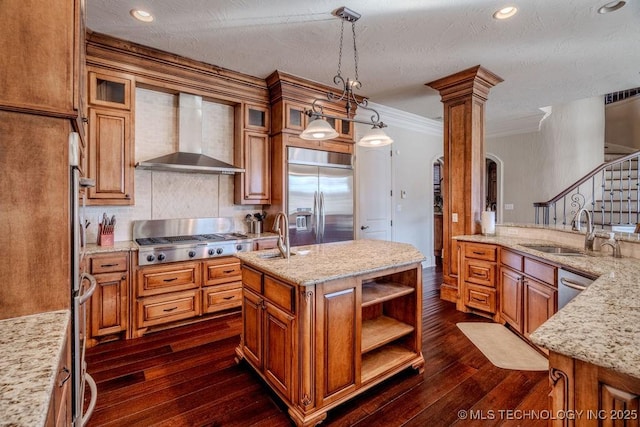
[90,253,128,274]
[524,258,555,287]
[203,258,241,286]
[463,259,496,287]
[500,249,523,271]
[203,285,242,314]
[464,244,497,261]
[242,266,263,293]
[137,262,200,296]
[465,283,497,313]
[264,276,295,313]
[138,290,200,328]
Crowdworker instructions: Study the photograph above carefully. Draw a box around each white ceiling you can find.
[86,0,640,131]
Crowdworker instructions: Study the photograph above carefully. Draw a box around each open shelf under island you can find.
[235,239,426,427]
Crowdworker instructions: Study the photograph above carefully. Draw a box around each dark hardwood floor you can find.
[85,267,549,427]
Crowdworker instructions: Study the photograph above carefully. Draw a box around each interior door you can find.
[319,166,353,243]
[356,145,392,241]
[287,163,319,246]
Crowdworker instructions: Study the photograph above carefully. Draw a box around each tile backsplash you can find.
[85,87,258,243]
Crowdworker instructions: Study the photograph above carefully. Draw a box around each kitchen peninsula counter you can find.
[0,310,70,426]
[236,239,425,426]
[453,232,640,380]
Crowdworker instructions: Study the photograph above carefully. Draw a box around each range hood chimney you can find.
[135,93,244,175]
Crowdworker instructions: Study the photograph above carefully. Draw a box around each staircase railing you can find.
[534,151,640,229]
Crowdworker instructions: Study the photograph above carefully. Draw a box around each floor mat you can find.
[457,322,548,371]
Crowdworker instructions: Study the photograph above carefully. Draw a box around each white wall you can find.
[486,96,605,223]
[356,103,443,265]
[85,87,257,243]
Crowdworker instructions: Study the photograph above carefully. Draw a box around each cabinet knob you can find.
[122,275,126,280]
[82,117,89,123]
[125,194,130,199]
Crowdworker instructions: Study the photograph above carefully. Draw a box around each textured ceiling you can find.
[86,0,640,130]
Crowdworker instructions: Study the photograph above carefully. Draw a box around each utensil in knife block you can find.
[98,224,114,246]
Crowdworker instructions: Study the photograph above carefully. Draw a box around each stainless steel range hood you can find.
[135,93,244,175]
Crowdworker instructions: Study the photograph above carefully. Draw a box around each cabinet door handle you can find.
[121,275,126,280]
[223,270,235,274]
[472,251,485,255]
[163,306,178,312]
[163,277,178,282]
[471,295,487,303]
[101,263,118,267]
[58,367,71,387]
[223,296,235,300]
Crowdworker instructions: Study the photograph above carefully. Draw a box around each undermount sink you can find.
[520,244,585,256]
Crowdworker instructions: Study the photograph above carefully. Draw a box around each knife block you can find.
[97,224,114,246]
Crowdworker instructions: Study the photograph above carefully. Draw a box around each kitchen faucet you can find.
[273,212,290,259]
[600,233,622,258]
[573,208,595,251]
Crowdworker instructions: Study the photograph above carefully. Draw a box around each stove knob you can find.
[208,248,215,256]
[216,248,223,255]
[146,254,156,262]
[236,244,243,251]
[157,253,166,261]
[188,250,196,258]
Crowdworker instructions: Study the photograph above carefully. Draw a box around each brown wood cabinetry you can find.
[235,103,271,205]
[0,0,85,320]
[202,258,242,314]
[459,242,558,342]
[46,324,72,427]
[87,252,130,347]
[86,68,135,206]
[254,237,279,250]
[460,242,498,319]
[237,262,423,426]
[524,278,556,339]
[549,352,640,427]
[133,257,242,338]
[499,248,524,333]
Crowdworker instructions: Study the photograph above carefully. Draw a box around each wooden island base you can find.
[234,242,425,427]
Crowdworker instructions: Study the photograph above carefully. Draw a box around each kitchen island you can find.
[454,225,640,426]
[235,239,426,427]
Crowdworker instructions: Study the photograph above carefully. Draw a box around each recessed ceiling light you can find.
[493,6,518,20]
[130,9,154,23]
[598,1,626,14]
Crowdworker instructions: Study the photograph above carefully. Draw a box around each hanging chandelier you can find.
[299,6,393,147]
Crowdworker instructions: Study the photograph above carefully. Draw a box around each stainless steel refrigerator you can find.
[287,147,354,246]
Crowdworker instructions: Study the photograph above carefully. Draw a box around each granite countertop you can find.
[85,240,139,255]
[0,310,70,426]
[236,239,426,286]
[454,233,640,379]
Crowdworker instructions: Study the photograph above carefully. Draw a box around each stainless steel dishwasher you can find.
[558,268,595,309]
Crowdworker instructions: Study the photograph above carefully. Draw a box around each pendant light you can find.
[300,6,393,147]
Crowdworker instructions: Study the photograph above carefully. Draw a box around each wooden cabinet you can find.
[46,323,71,427]
[499,248,524,333]
[524,278,556,339]
[235,104,271,205]
[499,266,524,333]
[86,69,135,206]
[237,262,423,426]
[87,252,130,347]
[0,0,85,320]
[549,351,640,427]
[202,258,242,314]
[240,268,295,399]
[460,242,498,319]
[133,257,243,338]
[254,237,278,250]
